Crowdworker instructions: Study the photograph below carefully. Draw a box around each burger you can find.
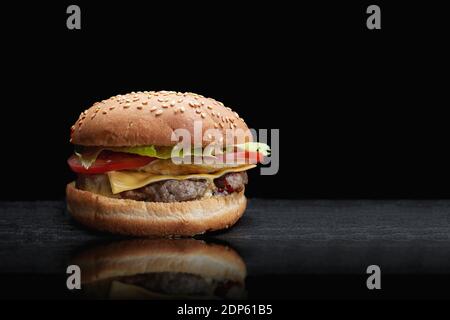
[66,90,270,236]
[72,239,247,299]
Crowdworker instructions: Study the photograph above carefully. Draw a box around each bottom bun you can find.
[66,182,247,237]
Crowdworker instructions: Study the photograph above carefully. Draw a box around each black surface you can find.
[2,2,450,201]
[0,199,449,299]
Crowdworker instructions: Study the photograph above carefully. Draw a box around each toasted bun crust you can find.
[72,239,246,284]
[66,182,246,237]
[70,91,252,147]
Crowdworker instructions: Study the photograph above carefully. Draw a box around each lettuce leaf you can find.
[233,142,271,156]
[74,148,102,169]
[112,145,173,159]
[74,142,271,169]
[75,145,173,169]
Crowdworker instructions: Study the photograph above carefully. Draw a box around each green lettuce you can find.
[75,145,173,169]
[75,142,271,169]
[112,145,173,159]
[233,142,271,156]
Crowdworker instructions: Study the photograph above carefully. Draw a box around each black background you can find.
[1,1,449,200]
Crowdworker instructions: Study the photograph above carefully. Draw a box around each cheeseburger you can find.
[66,90,269,236]
[72,239,247,299]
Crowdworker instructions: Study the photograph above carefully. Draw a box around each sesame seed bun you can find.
[70,90,252,147]
[66,182,247,237]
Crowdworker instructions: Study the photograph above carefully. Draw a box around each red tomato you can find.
[68,151,155,174]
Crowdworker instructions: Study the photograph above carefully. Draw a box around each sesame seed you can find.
[155,110,163,116]
[219,122,224,128]
[150,106,157,112]
[234,112,239,117]
[102,111,107,114]
[229,123,233,129]
[189,102,196,107]
[142,101,148,105]
[214,123,219,129]
[170,100,176,106]
[158,98,164,102]
[226,107,231,111]
[177,99,183,103]
[207,134,212,139]
[109,106,115,110]
[137,106,143,110]
[201,112,206,118]
[196,109,201,114]
[124,104,131,109]
[126,99,131,103]
[180,106,185,113]
[162,104,169,108]
[207,105,213,110]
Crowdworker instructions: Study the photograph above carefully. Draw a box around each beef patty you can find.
[121,172,248,202]
[76,172,248,203]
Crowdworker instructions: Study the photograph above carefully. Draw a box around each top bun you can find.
[70,91,251,147]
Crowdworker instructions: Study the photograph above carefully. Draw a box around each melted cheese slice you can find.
[108,164,256,194]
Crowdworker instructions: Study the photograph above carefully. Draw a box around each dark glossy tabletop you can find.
[1,199,449,299]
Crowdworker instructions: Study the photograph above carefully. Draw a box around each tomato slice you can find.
[68,151,155,174]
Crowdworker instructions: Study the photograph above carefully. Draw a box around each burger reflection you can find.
[72,239,247,300]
